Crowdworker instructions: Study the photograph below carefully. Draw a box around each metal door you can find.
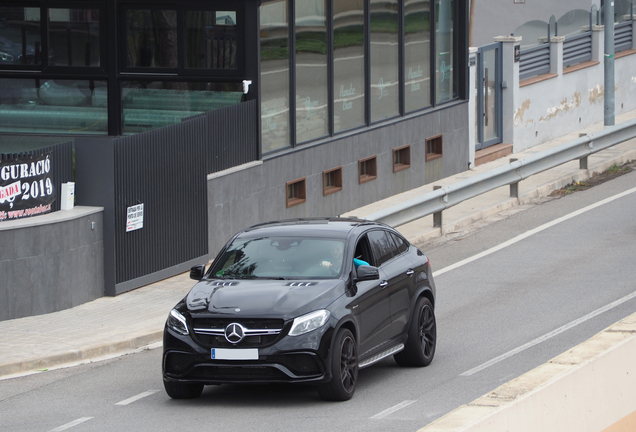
[476,43,503,150]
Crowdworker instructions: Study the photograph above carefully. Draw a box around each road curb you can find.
[0,331,163,379]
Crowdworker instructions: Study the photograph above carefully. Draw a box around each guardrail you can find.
[366,117,636,228]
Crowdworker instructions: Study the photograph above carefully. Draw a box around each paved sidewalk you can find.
[2,110,636,379]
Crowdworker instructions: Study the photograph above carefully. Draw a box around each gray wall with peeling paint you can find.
[509,23,636,151]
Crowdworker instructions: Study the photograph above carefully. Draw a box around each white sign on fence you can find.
[126,204,144,232]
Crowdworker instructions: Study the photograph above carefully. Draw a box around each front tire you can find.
[164,380,204,399]
[394,297,436,367]
[318,328,358,401]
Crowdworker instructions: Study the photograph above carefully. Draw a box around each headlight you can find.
[289,310,330,336]
[167,309,189,336]
[0,51,15,62]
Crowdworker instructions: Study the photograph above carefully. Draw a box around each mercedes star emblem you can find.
[225,323,246,344]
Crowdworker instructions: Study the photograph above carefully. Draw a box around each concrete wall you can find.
[207,102,469,255]
[0,207,104,321]
[419,311,636,432]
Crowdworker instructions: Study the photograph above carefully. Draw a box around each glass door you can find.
[476,43,502,150]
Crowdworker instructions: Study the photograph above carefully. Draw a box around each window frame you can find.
[425,134,443,162]
[0,2,108,74]
[393,144,411,172]
[286,177,306,208]
[358,155,377,184]
[118,2,245,77]
[323,166,343,196]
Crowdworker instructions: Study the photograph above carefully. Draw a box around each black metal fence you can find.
[185,99,259,174]
[0,141,73,212]
[112,117,209,285]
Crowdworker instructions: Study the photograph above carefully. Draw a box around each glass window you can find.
[295,0,328,143]
[435,0,455,103]
[0,7,41,66]
[48,9,100,67]
[370,0,399,122]
[404,0,431,112]
[125,9,178,68]
[185,11,237,69]
[333,0,365,133]
[0,78,107,134]
[388,232,409,255]
[260,0,291,153]
[210,236,346,279]
[121,81,242,134]
[368,230,395,266]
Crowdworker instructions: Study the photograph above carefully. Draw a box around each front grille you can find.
[165,352,195,373]
[188,365,289,381]
[192,318,284,329]
[196,334,280,348]
[191,318,285,349]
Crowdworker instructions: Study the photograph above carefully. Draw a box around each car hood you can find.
[186,279,345,320]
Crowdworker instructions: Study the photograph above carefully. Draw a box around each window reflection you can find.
[0,7,41,66]
[370,0,399,122]
[185,11,237,69]
[0,79,107,134]
[435,0,454,103]
[260,0,291,153]
[404,0,431,112]
[295,0,328,143]
[120,81,242,134]
[48,9,100,67]
[333,0,365,133]
[125,9,177,68]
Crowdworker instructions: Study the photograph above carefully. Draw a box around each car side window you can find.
[367,230,395,267]
[353,235,375,267]
[389,232,408,256]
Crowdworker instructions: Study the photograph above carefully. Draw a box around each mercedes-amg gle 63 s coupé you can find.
[162,218,436,401]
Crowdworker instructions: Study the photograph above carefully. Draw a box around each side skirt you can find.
[358,343,404,369]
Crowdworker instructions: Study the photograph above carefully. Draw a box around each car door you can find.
[367,230,415,339]
[349,234,392,358]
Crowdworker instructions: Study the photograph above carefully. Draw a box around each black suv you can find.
[162,218,436,401]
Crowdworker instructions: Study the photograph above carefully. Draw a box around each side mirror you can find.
[190,265,206,281]
[354,265,379,283]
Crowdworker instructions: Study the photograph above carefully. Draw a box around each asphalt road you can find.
[2,171,636,432]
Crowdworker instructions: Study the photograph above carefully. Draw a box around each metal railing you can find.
[366,118,636,228]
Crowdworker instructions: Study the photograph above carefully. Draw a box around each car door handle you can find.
[406,269,415,276]
[379,281,388,287]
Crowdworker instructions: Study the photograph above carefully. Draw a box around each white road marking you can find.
[433,185,636,278]
[115,390,159,406]
[48,417,93,432]
[461,289,636,376]
[370,400,417,419]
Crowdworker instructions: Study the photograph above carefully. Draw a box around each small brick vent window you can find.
[393,145,411,173]
[323,167,343,196]
[286,177,306,207]
[358,156,377,184]
[426,135,443,162]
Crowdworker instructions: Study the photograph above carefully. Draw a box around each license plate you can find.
[212,348,258,360]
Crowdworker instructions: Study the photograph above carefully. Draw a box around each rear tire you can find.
[164,380,204,399]
[318,328,358,401]
[394,297,436,367]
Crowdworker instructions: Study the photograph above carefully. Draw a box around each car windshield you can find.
[209,236,346,279]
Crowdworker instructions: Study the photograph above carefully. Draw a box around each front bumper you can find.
[162,324,334,385]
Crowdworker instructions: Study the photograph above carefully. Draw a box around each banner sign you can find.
[0,153,55,221]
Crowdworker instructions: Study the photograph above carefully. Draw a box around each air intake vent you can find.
[286,282,318,287]
[212,281,238,287]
